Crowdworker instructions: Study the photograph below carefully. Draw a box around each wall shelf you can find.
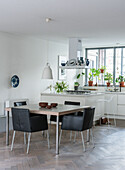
[59,66,90,69]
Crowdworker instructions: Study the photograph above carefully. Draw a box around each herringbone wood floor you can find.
[0,121,125,170]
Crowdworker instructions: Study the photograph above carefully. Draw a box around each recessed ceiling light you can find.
[45,18,52,23]
[116,43,120,45]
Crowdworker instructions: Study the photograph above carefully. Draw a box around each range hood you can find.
[69,38,83,60]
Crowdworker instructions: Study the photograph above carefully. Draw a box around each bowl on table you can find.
[39,102,48,108]
[51,103,58,107]
[46,105,52,109]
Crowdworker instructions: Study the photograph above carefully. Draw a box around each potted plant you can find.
[75,72,85,90]
[88,68,100,86]
[93,68,100,86]
[116,75,125,87]
[104,72,113,87]
[74,82,80,90]
[88,68,95,86]
[100,65,106,73]
[54,81,68,93]
[77,72,85,79]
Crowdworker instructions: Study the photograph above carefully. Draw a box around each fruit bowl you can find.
[39,102,48,108]
[46,105,52,109]
[51,103,58,107]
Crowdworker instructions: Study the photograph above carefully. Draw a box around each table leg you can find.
[56,115,59,155]
[6,111,9,145]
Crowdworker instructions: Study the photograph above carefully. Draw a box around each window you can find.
[116,48,121,79]
[86,47,125,86]
[123,49,125,75]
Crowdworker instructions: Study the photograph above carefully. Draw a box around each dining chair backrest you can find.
[64,101,80,106]
[82,107,95,131]
[12,108,31,132]
[14,101,27,107]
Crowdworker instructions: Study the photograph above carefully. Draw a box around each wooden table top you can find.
[5,104,90,116]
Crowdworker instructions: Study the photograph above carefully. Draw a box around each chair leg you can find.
[42,131,44,136]
[49,121,51,131]
[70,131,72,141]
[107,113,110,126]
[81,132,85,152]
[59,129,62,145]
[24,132,26,144]
[27,133,31,154]
[11,131,16,151]
[47,130,50,149]
[90,129,95,148]
[114,114,116,126]
[87,129,90,142]
[74,131,77,143]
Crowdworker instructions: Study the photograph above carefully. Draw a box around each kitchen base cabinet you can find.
[105,93,125,120]
[41,93,105,121]
[104,94,117,115]
[117,94,125,116]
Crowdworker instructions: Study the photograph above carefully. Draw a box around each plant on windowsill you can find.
[75,72,85,90]
[100,65,106,73]
[104,72,113,87]
[88,68,100,86]
[54,81,68,93]
[88,68,95,86]
[76,72,85,79]
[116,75,125,87]
[93,68,100,86]
[74,82,80,91]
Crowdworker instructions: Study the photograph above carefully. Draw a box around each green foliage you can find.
[77,72,85,79]
[88,68,100,81]
[116,75,125,83]
[89,72,93,81]
[104,72,113,83]
[100,65,106,70]
[54,81,68,93]
[74,82,80,86]
[93,68,100,77]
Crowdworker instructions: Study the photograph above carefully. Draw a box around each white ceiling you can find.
[0,0,125,47]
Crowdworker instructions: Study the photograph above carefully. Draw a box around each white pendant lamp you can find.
[42,62,53,79]
[42,41,53,79]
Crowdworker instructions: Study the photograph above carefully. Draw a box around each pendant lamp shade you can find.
[42,63,53,79]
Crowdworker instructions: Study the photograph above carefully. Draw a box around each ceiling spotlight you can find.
[45,18,52,23]
[116,43,120,45]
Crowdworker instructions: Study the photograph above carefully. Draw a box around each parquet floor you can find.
[0,121,125,170]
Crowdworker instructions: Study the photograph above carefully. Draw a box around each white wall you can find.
[0,32,68,116]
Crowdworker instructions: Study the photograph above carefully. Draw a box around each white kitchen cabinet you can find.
[105,93,125,117]
[104,94,117,115]
[85,95,104,121]
[41,93,105,121]
[118,95,125,105]
[117,106,125,115]
[117,94,125,116]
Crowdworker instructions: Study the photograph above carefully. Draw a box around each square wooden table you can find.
[5,104,89,155]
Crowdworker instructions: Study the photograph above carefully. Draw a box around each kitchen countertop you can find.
[41,91,104,97]
[41,91,125,97]
[105,91,125,94]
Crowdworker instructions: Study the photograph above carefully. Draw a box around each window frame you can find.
[85,46,125,86]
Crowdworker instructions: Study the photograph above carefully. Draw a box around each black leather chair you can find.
[11,108,50,153]
[59,107,95,152]
[14,101,27,107]
[50,101,80,140]
[50,101,80,123]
